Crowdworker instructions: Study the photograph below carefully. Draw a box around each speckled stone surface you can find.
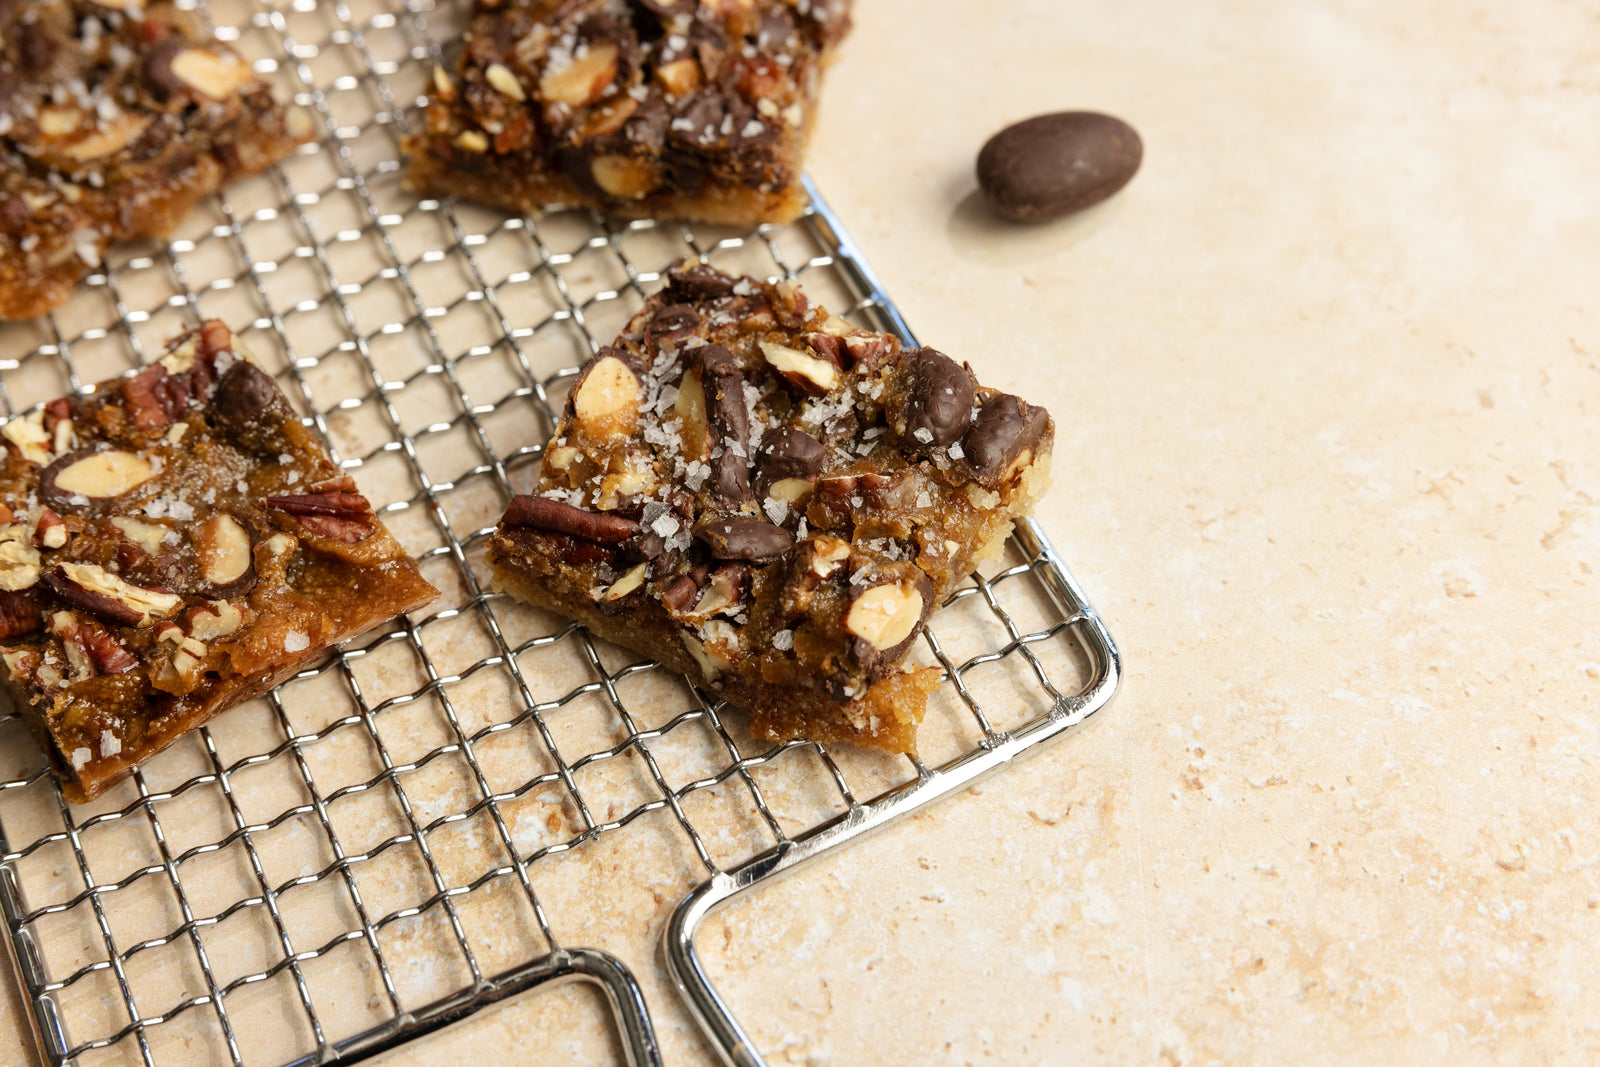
[5,0,1600,1064]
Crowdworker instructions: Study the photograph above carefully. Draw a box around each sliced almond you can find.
[590,154,657,199]
[767,477,813,504]
[600,562,648,601]
[484,62,527,101]
[62,112,152,161]
[539,41,618,107]
[692,568,741,617]
[572,355,640,441]
[845,582,925,651]
[432,64,457,102]
[196,513,252,586]
[51,450,153,499]
[170,48,258,100]
[37,107,82,137]
[760,340,839,396]
[455,128,490,153]
[674,368,709,460]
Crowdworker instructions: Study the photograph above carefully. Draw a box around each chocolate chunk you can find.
[900,348,974,450]
[142,39,188,101]
[661,574,700,613]
[963,394,1051,487]
[209,360,294,454]
[502,495,642,545]
[757,427,825,482]
[695,516,794,561]
[666,262,738,302]
[757,9,796,50]
[697,345,751,504]
[643,303,701,347]
[977,111,1142,223]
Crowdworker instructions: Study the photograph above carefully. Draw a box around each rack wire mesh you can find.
[0,2,1120,1065]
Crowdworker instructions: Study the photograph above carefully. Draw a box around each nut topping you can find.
[760,340,839,396]
[539,41,619,107]
[32,508,66,550]
[484,62,527,102]
[209,360,293,455]
[110,516,172,555]
[845,580,927,653]
[46,563,182,628]
[808,535,851,579]
[695,516,794,561]
[41,449,154,515]
[591,155,659,200]
[502,495,642,545]
[962,394,1051,487]
[572,355,642,443]
[195,513,257,597]
[261,492,376,544]
[50,610,138,678]
[184,600,246,641]
[0,527,42,591]
[757,427,825,484]
[62,112,152,162]
[896,348,975,451]
[0,589,42,641]
[600,562,649,602]
[696,345,751,504]
[674,368,710,460]
[534,42,614,108]
[2,411,51,466]
[170,48,259,100]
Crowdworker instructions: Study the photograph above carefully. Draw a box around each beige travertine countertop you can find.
[4,0,1599,1063]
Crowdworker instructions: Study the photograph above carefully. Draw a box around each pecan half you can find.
[502,495,642,545]
[0,589,42,641]
[261,491,376,544]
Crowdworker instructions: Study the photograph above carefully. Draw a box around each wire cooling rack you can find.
[0,2,1121,1065]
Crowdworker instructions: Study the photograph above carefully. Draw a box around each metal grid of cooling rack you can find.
[0,2,1121,1066]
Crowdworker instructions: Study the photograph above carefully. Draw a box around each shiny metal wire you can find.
[0,3,1120,1065]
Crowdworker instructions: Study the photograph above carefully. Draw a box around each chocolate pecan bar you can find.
[488,263,1052,752]
[0,0,309,321]
[0,321,438,801]
[404,0,851,226]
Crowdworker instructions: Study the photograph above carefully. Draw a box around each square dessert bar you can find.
[0,0,308,320]
[489,263,1052,752]
[405,0,851,226]
[0,321,438,801]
